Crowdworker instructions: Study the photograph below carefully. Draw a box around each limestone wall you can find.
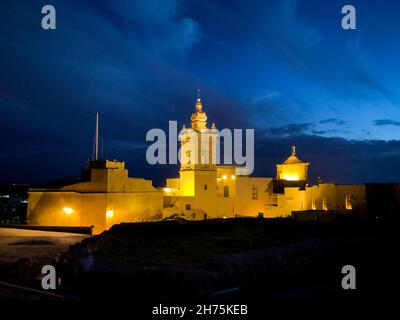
[234,177,272,217]
[27,190,163,234]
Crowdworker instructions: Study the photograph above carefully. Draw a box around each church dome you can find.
[276,146,309,181]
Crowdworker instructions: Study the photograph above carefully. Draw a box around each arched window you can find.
[186,150,191,164]
[224,185,229,198]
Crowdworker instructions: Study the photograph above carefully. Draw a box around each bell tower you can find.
[178,94,218,199]
[179,94,218,171]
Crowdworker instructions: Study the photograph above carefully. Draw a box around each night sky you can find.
[1,0,400,186]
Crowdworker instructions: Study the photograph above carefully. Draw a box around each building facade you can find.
[163,97,272,219]
[28,96,395,233]
[162,97,368,220]
[27,160,163,234]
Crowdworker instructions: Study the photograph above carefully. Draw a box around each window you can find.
[345,194,352,210]
[251,185,258,200]
[201,149,205,161]
[224,185,229,198]
[186,150,191,164]
[204,184,207,190]
[185,204,191,210]
[322,198,328,211]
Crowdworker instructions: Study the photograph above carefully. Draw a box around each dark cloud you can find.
[264,123,314,136]
[311,129,339,135]
[319,118,347,125]
[253,134,400,184]
[92,0,202,58]
[0,0,399,185]
[374,119,400,127]
[196,0,396,102]
[264,120,349,137]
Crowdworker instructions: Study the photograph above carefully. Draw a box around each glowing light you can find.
[222,175,227,180]
[231,175,236,180]
[223,216,227,219]
[63,207,74,215]
[311,199,316,210]
[322,198,328,211]
[282,174,299,181]
[163,187,172,193]
[345,195,352,210]
[106,209,114,219]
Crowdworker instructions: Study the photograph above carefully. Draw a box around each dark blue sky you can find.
[1,0,400,186]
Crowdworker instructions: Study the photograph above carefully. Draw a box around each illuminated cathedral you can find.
[162,96,366,220]
[27,96,368,234]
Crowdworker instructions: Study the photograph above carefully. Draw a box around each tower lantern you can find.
[276,146,309,181]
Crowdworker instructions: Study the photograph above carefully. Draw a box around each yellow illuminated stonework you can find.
[282,174,299,181]
[63,207,74,215]
[106,209,114,219]
[164,97,272,219]
[163,97,368,220]
[311,199,316,210]
[322,198,328,211]
[276,146,309,181]
[28,95,370,233]
[28,160,163,234]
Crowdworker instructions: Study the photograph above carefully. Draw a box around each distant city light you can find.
[63,207,74,215]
